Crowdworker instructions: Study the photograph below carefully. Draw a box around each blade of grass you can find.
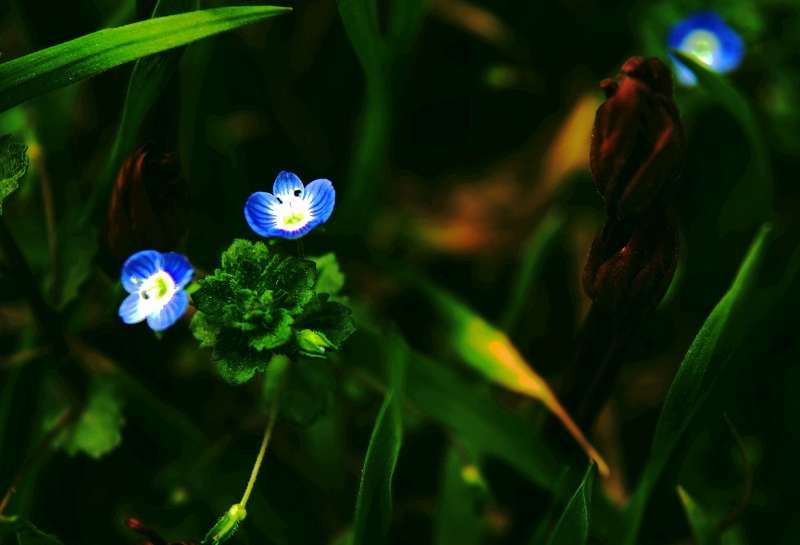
[352,334,406,545]
[0,6,291,113]
[546,464,596,545]
[337,0,427,226]
[621,224,800,544]
[83,0,199,223]
[677,486,720,545]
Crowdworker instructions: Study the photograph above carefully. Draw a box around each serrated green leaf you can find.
[351,335,406,545]
[546,464,596,545]
[312,253,346,295]
[192,240,331,384]
[0,7,291,113]
[63,378,124,459]
[677,486,720,545]
[0,134,29,214]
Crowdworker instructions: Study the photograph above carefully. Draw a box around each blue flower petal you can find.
[303,178,335,228]
[668,12,744,86]
[270,224,316,240]
[162,252,194,288]
[245,191,282,237]
[121,250,163,293]
[118,293,148,324]
[272,171,304,199]
[146,290,189,331]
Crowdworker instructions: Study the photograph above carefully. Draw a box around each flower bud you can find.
[582,213,678,319]
[590,57,685,219]
[106,144,188,266]
[203,503,246,545]
[295,328,338,357]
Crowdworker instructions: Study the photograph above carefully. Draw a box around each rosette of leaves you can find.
[191,240,355,385]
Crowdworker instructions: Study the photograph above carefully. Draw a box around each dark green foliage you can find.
[191,240,355,384]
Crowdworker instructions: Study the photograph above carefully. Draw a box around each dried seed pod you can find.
[106,144,188,265]
[590,57,685,219]
[582,212,678,319]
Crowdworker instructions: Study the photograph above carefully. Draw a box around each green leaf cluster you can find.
[191,240,355,384]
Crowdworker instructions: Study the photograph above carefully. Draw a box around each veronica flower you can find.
[118,250,193,331]
[668,12,744,86]
[244,171,335,239]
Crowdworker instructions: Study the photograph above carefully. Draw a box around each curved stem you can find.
[239,393,280,509]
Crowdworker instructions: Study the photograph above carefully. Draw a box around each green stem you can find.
[239,393,280,509]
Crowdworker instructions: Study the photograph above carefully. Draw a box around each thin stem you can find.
[239,393,280,509]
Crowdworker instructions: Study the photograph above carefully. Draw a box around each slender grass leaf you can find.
[0,134,29,214]
[420,281,608,475]
[546,464,596,545]
[672,51,772,226]
[620,224,800,544]
[352,335,406,545]
[501,210,566,333]
[87,0,199,223]
[677,486,720,545]
[0,6,291,113]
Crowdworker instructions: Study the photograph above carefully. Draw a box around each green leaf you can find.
[0,515,64,545]
[62,378,125,459]
[0,134,29,214]
[546,464,596,545]
[0,6,292,113]
[621,224,800,544]
[419,280,607,475]
[191,240,318,384]
[351,335,406,545]
[677,486,720,545]
[311,253,346,296]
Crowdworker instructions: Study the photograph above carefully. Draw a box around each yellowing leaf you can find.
[423,282,609,476]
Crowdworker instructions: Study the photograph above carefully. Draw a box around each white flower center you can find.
[133,270,176,315]
[682,29,721,68]
[274,194,313,232]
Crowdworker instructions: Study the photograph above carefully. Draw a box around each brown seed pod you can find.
[582,211,679,320]
[106,144,189,265]
[590,57,685,220]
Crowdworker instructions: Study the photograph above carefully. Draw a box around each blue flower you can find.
[668,12,744,86]
[244,171,335,239]
[118,250,193,331]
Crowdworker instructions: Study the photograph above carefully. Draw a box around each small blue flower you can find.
[244,171,335,239]
[668,12,744,86]
[118,250,193,331]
